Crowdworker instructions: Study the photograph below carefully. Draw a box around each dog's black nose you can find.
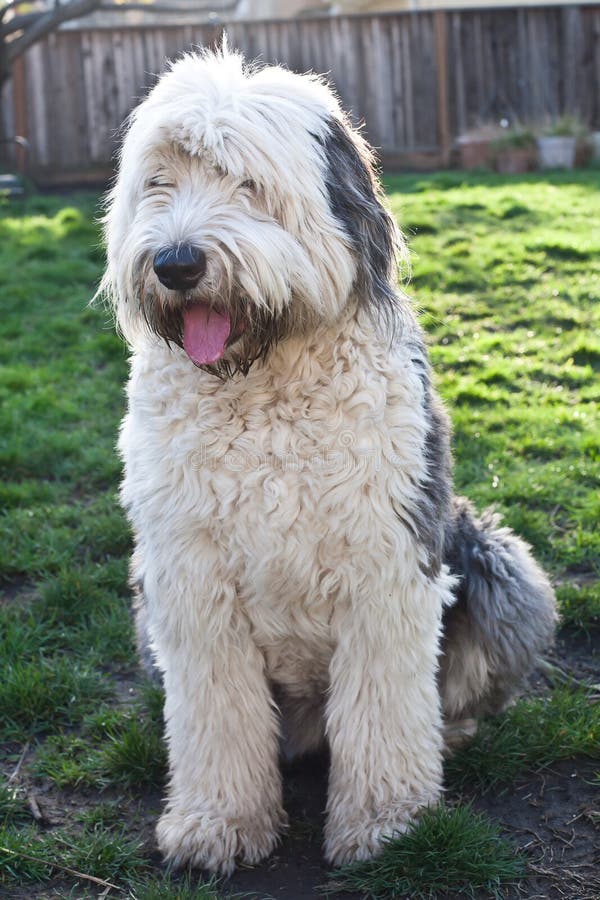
[153,245,206,291]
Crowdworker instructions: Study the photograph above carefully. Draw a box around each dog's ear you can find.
[320,116,402,323]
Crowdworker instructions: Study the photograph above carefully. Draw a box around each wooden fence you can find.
[4,5,600,180]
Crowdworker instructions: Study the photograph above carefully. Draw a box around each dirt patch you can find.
[225,753,363,900]
[0,576,37,607]
[549,627,599,686]
[470,759,599,900]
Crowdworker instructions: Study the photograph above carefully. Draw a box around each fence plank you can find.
[23,45,43,163]
[434,11,450,164]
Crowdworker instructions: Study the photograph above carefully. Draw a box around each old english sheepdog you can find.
[101,46,557,873]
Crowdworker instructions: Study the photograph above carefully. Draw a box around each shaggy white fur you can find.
[102,45,557,874]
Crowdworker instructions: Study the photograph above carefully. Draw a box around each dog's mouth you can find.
[139,278,294,377]
[182,301,246,367]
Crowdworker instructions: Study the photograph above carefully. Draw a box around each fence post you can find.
[434,10,451,167]
[12,55,27,173]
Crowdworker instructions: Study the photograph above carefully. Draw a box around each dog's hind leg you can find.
[277,688,327,761]
[439,497,558,741]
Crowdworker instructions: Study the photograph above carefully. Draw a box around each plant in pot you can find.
[492,127,536,174]
[537,117,587,170]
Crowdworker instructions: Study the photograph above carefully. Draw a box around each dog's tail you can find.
[439,496,558,740]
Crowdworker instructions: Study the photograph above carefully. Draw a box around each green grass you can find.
[130,875,225,899]
[0,820,230,897]
[326,804,524,899]
[1,173,599,897]
[1,656,110,741]
[447,687,600,790]
[0,783,31,827]
[555,581,600,630]
[385,171,600,574]
[0,822,147,885]
[35,697,167,790]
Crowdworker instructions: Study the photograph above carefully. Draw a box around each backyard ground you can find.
[0,171,599,899]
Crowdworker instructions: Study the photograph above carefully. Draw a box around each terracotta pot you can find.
[495,147,534,174]
[456,136,493,169]
[575,138,592,168]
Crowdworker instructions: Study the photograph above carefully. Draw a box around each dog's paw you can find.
[157,807,285,874]
[324,801,430,867]
[443,717,478,756]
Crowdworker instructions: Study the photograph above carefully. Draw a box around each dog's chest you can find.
[197,354,390,591]
[201,357,391,674]
[124,329,425,674]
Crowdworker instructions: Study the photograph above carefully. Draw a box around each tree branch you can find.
[97,2,237,13]
[6,0,102,63]
[3,0,238,62]
[1,12,44,39]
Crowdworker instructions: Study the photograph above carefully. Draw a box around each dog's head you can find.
[101,45,403,375]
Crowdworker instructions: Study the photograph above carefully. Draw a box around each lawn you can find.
[1,172,599,899]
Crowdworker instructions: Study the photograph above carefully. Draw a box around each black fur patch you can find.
[389,337,452,578]
[443,496,487,604]
[440,495,558,719]
[320,117,400,329]
[409,339,453,577]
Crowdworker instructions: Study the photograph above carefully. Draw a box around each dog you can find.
[100,45,557,874]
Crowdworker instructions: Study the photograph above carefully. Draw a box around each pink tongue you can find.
[183,304,231,366]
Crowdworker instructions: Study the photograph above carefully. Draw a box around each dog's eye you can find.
[147,176,174,190]
[239,179,257,192]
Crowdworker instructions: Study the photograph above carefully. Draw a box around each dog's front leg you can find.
[150,563,285,874]
[324,569,449,866]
